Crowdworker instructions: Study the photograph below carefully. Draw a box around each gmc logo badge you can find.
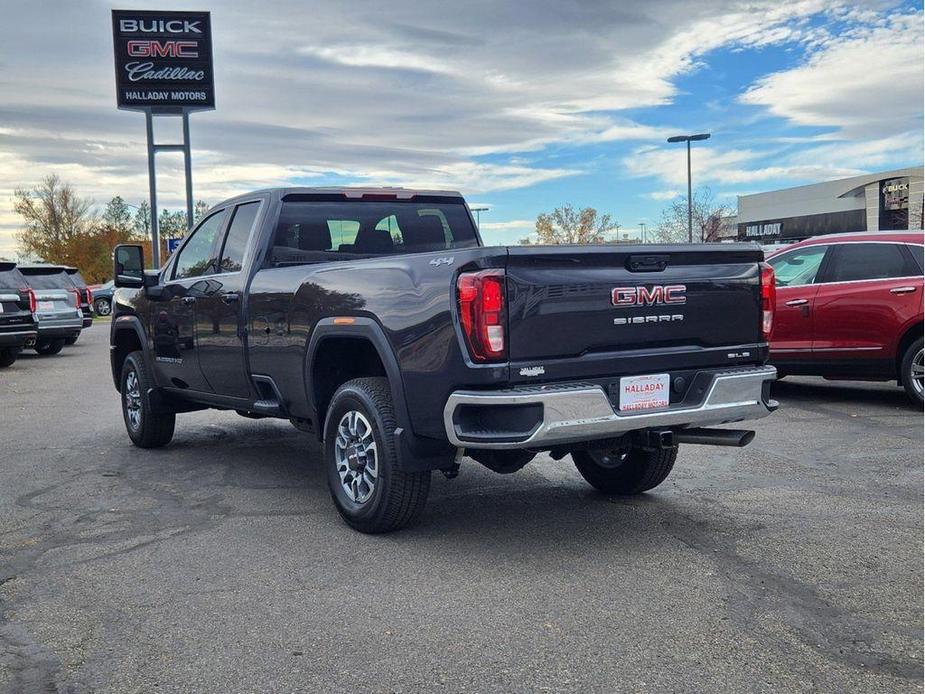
[127,40,199,58]
[612,285,686,306]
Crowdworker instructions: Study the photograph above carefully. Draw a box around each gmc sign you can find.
[112,10,214,112]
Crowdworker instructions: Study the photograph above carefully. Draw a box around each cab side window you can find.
[218,202,260,273]
[768,246,828,287]
[173,210,227,280]
[828,243,918,283]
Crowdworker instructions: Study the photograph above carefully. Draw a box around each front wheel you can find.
[34,338,65,355]
[324,377,430,533]
[572,445,677,495]
[0,348,19,368]
[900,337,924,405]
[121,351,175,448]
[95,298,112,316]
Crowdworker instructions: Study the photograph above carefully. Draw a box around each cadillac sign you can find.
[112,10,215,112]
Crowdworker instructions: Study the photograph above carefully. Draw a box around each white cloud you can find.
[646,190,681,201]
[741,11,924,139]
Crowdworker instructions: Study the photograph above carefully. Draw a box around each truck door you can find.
[154,208,227,392]
[194,200,262,399]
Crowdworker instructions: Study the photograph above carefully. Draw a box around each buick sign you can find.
[112,10,214,112]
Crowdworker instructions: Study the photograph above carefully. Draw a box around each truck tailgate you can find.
[504,244,765,381]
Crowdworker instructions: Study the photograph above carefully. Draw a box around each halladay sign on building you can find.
[111,9,215,112]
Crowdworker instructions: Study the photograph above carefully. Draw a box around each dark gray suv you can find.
[0,262,38,367]
[19,264,83,355]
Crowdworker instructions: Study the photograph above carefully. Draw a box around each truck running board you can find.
[251,375,287,417]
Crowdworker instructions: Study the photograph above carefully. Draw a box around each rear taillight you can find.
[71,287,82,308]
[19,287,36,313]
[760,262,775,340]
[84,288,93,304]
[457,269,506,362]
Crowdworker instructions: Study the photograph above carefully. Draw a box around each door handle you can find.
[890,286,918,295]
[785,298,808,306]
[181,296,197,305]
[221,292,240,304]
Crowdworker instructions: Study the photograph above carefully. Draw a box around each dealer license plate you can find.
[619,373,670,411]
[37,300,54,312]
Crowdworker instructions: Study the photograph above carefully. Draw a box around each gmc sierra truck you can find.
[111,187,778,533]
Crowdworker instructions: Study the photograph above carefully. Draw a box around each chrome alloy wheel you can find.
[334,410,379,504]
[912,347,924,397]
[124,370,143,430]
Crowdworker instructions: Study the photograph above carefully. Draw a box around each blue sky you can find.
[0,0,922,253]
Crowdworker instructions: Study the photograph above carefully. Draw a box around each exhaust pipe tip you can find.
[674,427,756,448]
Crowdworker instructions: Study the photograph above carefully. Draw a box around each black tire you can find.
[95,298,111,316]
[324,377,430,533]
[0,348,19,368]
[899,337,924,405]
[121,351,175,448]
[34,338,65,355]
[64,335,79,346]
[572,445,678,495]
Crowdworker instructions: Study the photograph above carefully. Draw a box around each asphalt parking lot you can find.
[1,325,922,693]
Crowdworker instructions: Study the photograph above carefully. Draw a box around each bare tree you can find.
[14,174,97,265]
[521,204,619,245]
[652,188,733,243]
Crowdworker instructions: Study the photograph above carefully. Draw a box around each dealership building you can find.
[736,166,923,243]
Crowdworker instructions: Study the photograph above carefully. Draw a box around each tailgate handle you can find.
[626,254,669,272]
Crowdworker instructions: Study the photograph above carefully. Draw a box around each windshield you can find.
[269,198,479,266]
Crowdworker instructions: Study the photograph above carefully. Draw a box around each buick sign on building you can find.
[111,10,214,112]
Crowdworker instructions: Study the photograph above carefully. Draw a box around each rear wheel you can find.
[34,338,65,355]
[900,337,924,405]
[95,298,112,316]
[0,348,19,368]
[324,377,430,533]
[64,335,79,346]
[572,445,677,495]
[121,351,175,448]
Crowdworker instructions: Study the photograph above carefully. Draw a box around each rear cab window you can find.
[268,195,479,267]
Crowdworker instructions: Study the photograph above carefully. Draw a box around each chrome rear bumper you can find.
[444,366,778,449]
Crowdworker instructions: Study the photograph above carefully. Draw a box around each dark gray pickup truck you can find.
[111,187,778,532]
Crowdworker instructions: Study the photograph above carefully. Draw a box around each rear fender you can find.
[305,317,455,472]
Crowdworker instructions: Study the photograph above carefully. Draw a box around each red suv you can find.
[766,232,923,404]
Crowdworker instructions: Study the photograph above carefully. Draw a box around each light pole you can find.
[470,206,489,227]
[667,133,710,243]
[638,222,647,244]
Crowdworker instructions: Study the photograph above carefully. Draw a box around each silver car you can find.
[18,265,83,355]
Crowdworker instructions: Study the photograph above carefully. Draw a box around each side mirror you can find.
[114,244,145,288]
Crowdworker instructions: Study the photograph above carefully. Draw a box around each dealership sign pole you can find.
[112,10,215,268]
